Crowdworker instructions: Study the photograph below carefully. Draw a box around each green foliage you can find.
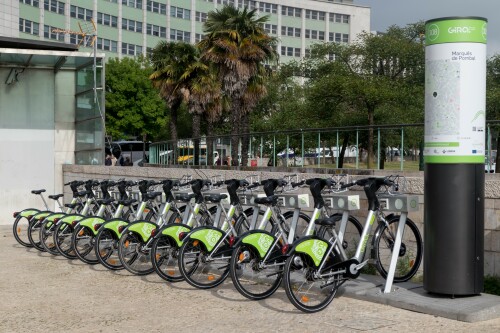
[484,275,500,296]
[105,56,166,141]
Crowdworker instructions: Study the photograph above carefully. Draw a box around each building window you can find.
[170,29,191,42]
[121,42,143,56]
[195,33,203,43]
[170,6,191,20]
[281,26,301,38]
[330,13,350,24]
[97,12,118,28]
[20,0,39,7]
[329,32,349,43]
[217,0,234,5]
[97,38,118,52]
[147,1,166,15]
[122,18,143,33]
[238,0,256,10]
[195,11,207,23]
[281,46,301,57]
[70,34,84,45]
[202,0,213,2]
[122,0,143,9]
[70,5,93,21]
[264,24,277,35]
[44,24,64,41]
[146,24,167,38]
[259,2,277,14]
[19,18,39,35]
[305,10,325,21]
[305,29,325,41]
[281,6,301,18]
[44,0,64,14]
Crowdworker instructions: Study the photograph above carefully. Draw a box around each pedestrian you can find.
[105,154,112,166]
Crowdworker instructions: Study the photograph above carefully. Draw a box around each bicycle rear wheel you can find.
[39,220,59,255]
[95,228,123,270]
[72,225,98,264]
[118,231,154,275]
[54,223,76,259]
[27,219,45,252]
[283,253,338,313]
[151,235,183,282]
[13,216,33,247]
[373,216,423,282]
[230,243,283,300]
[178,237,231,289]
[317,215,362,259]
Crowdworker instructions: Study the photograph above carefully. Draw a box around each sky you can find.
[355,0,500,56]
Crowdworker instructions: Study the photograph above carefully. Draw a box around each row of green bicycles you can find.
[12,174,422,313]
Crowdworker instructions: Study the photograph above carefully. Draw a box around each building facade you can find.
[2,0,370,62]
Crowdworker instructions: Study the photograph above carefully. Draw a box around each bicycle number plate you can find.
[323,194,360,211]
[377,195,419,212]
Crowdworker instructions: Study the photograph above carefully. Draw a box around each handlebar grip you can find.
[340,182,356,189]
[291,180,305,188]
[213,180,224,187]
[247,182,260,190]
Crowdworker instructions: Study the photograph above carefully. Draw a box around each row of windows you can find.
[330,32,349,43]
[147,1,166,15]
[305,29,325,41]
[281,46,301,58]
[146,23,167,38]
[20,0,39,7]
[238,0,256,10]
[330,13,350,24]
[97,37,118,52]
[264,23,277,35]
[19,18,39,35]
[195,11,208,23]
[44,0,64,14]
[171,6,190,20]
[260,2,277,14]
[44,24,64,41]
[281,26,301,38]
[70,5,93,22]
[122,18,143,33]
[122,42,143,55]
[97,12,118,28]
[122,0,142,9]
[282,6,301,18]
[305,10,325,21]
[170,29,191,42]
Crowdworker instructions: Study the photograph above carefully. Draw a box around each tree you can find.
[199,5,277,165]
[486,55,500,172]
[105,56,166,141]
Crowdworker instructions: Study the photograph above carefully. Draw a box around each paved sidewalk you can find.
[1,225,500,333]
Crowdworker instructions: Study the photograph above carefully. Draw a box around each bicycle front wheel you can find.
[283,253,338,313]
[27,219,45,252]
[118,232,154,275]
[230,243,282,300]
[72,225,98,264]
[317,215,362,259]
[39,220,59,255]
[178,237,230,289]
[373,216,423,282]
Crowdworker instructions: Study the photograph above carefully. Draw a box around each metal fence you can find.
[148,121,500,171]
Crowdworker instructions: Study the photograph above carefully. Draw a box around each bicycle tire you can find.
[373,215,423,282]
[54,223,76,259]
[13,215,34,247]
[151,235,184,282]
[178,237,231,289]
[283,253,338,313]
[281,211,312,240]
[72,225,99,264]
[95,228,123,270]
[118,231,155,275]
[27,218,45,252]
[234,209,272,235]
[230,242,283,300]
[39,219,60,255]
[317,214,363,259]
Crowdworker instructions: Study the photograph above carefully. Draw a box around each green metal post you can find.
[317,132,321,166]
[286,135,289,167]
[356,130,359,169]
[260,136,263,167]
[301,131,304,167]
[273,135,276,167]
[377,128,381,170]
[336,130,339,168]
[400,127,404,171]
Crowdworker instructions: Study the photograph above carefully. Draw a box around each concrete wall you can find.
[0,67,76,219]
[60,164,500,277]
[0,0,19,38]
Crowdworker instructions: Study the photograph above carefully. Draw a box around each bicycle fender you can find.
[57,214,84,226]
[32,211,52,221]
[101,218,129,238]
[44,213,66,228]
[16,208,40,218]
[186,226,224,253]
[158,224,192,247]
[78,217,106,235]
[126,221,157,242]
[238,230,276,259]
[292,236,329,267]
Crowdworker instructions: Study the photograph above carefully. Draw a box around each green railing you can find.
[148,121,500,171]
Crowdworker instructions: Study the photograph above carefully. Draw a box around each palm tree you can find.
[199,5,277,165]
[149,41,199,163]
